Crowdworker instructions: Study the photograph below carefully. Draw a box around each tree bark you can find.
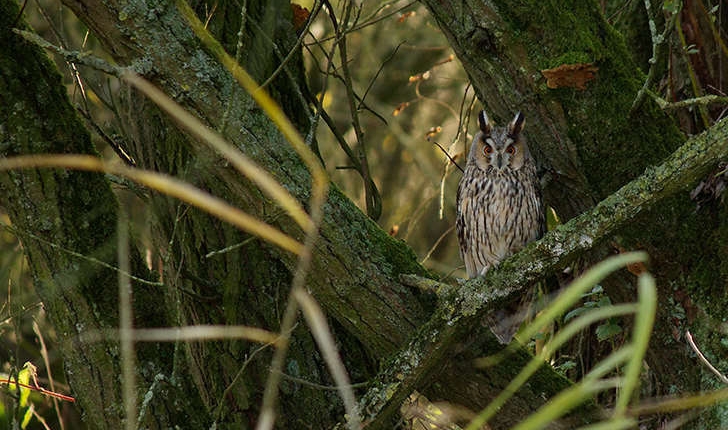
[0,3,206,427]
[419,0,728,427]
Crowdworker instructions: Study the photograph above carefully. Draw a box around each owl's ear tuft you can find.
[508,111,525,136]
[478,110,492,135]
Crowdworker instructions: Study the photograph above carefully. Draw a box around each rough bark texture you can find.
[0,2,206,427]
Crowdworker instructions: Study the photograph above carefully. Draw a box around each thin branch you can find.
[294,288,361,429]
[0,219,162,287]
[258,0,323,90]
[323,0,381,219]
[32,320,65,430]
[309,0,417,45]
[674,10,712,127]
[685,330,728,384]
[630,0,678,114]
[358,40,404,111]
[212,338,276,424]
[650,93,728,110]
[306,31,389,124]
[219,0,248,134]
[431,140,463,172]
[420,225,455,265]
[76,107,136,166]
[273,369,369,391]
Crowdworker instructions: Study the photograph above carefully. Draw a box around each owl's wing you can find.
[456,170,487,278]
[455,179,468,256]
[536,181,547,239]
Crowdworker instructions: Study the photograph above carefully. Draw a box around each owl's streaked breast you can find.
[456,160,544,278]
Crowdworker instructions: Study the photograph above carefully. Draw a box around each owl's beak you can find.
[494,153,504,170]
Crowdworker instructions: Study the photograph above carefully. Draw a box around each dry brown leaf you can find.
[541,63,598,90]
[398,11,416,23]
[424,126,442,139]
[290,3,310,31]
[393,101,410,116]
[612,243,648,276]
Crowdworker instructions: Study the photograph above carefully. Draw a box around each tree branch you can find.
[356,116,728,428]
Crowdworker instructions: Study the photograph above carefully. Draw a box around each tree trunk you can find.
[419,0,728,427]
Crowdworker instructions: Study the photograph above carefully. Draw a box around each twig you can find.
[309,0,417,45]
[293,288,361,429]
[212,337,280,424]
[0,219,162,287]
[686,330,728,384]
[674,11,712,127]
[630,0,678,114]
[76,107,136,166]
[32,321,65,430]
[305,31,389,124]
[219,0,248,134]
[0,379,75,403]
[650,93,728,110]
[323,0,381,219]
[13,29,121,76]
[420,225,455,265]
[432,140,463,172]
[358,41,404,111]
[273,368,369,391]
[258,0,323,90]
[32,0,89,111]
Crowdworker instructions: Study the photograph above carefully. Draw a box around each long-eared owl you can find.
[456,110,545,342]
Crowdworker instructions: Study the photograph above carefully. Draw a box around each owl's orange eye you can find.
[506,146,516,155]
[483,145,494,155]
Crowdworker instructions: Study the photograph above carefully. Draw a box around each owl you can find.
[456,110,545,342]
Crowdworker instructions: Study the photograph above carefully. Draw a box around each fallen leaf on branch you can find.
[290,4,310,31]
[541,63,598,90]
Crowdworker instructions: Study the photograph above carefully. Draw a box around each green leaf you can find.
[17,367,31,409]
[20,406,32,429]
[556,360,576,372]
[595,322,622,341]
[564,306,590,322]
[596,296,612,307]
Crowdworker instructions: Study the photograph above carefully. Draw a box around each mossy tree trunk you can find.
[420,0,728,427]
[2,0,727,429]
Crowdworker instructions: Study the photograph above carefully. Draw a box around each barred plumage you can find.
[456,110,545,342]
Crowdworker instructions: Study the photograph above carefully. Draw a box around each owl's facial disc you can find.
[482,137,514,171]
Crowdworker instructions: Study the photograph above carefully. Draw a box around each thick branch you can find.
[358,117,728,427]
